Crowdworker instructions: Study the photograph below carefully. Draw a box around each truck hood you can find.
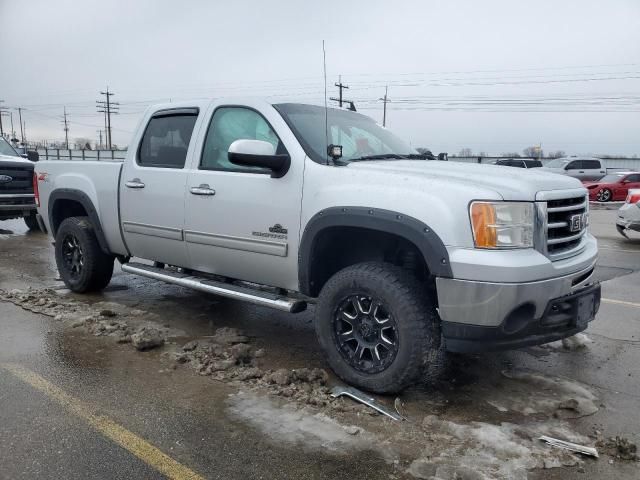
[346,160,583,200]
[0,153,34,166]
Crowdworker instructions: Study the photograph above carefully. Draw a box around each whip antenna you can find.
[323,40,329,165]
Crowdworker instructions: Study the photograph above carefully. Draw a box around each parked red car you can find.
[584,172,640,202]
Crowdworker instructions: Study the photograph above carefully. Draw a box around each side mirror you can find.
[228,139,290,178]
[27,150,39,162]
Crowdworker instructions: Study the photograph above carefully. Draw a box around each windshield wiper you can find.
[348,154,406,162]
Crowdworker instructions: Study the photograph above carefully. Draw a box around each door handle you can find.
[578,171,584,173]
[190,184,216,196]
[125,178,145,189]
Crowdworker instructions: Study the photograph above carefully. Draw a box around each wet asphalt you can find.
[1,208,639,479]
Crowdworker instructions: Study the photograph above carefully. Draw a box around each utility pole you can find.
[9,111,15,142]
[62,107,69,149]
[97,87,119,149]
[97,130,103,149]
[330,75,353,108]
[0,100,5,136]
[18,107,25,144]
[379,86,389,127]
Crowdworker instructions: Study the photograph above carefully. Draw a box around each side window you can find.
[625,174,640,182]
[201,107,284,172]
[565,160,582,170]
[138,113,198,168]
[583,160,601,169]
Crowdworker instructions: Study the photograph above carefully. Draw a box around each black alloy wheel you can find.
[61,233,84,280]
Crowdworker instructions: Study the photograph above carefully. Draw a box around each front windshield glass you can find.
[599,174,625,183]
[0,137,19,157]
[274,103,415,163]
[545,158,570,168]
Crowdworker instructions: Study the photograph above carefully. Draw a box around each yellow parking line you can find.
[602,298,640,309]
[1,363,204,480]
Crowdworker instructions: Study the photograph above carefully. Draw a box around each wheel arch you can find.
[298,207,452,297]
[49,189,112,255]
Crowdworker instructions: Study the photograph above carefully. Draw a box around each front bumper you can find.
[441,282,600,352]
[436,259,600,352]
[0,193,37,220]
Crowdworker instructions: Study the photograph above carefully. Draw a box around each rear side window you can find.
[525,160,542,168]
[138,111,198,168]
[583,160,601,169]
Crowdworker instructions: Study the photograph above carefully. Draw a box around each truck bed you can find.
[36,160,128,256]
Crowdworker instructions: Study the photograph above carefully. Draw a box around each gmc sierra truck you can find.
[34,99,600,393]
[0,136,39,230]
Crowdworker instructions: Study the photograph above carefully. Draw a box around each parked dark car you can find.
[495,158,543,168]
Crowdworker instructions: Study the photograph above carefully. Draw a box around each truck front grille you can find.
[0,165,34,194]
[545,195,588,258]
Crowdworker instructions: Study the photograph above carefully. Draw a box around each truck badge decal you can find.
[268,224,288,235]
[252,224,288,240]
[0,175,13,183]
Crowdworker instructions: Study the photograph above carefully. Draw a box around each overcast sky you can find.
[1,0,639,156]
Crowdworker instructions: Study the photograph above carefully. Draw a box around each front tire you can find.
[596,188,612,202]
[315,262,441,394]
[24,213,39,231]
[54,216,114,293]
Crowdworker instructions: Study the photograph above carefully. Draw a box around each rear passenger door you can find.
[120,108,200,267]
[582,160,605,181]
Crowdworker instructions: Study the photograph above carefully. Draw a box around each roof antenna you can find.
[322,40,329,165]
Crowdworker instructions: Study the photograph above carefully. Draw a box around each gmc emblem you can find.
[569,213,584,233]
[0,175,13,183]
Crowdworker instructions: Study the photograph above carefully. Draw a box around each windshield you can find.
[274,103,415,163]
[598,174,625,183]
[545,158,570,168]
[0,137,19,157]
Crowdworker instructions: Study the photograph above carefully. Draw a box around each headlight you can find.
[470,201,534,249]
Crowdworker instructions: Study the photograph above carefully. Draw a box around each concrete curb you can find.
[589,201,623,211]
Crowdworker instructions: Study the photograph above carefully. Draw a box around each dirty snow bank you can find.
[227,391,389,455]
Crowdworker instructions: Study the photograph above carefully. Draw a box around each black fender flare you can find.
[298,206,452,296]
[48,189,112,255]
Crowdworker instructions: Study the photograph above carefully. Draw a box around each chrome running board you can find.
[121,262,306,313]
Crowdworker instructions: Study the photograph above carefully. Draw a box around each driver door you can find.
[183,105,304,291]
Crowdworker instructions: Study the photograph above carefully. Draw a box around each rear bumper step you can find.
[121,262,306,313]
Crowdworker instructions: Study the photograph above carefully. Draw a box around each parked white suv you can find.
[540,157,606,181]
[34,99,601,393]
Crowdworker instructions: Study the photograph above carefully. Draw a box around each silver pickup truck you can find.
[35,99,600,393]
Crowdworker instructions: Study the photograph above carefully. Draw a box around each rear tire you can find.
[315,262,441,394]
[24,213,39,231]
[54,216,114,293]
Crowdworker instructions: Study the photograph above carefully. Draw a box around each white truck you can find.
[34,99,601,393]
